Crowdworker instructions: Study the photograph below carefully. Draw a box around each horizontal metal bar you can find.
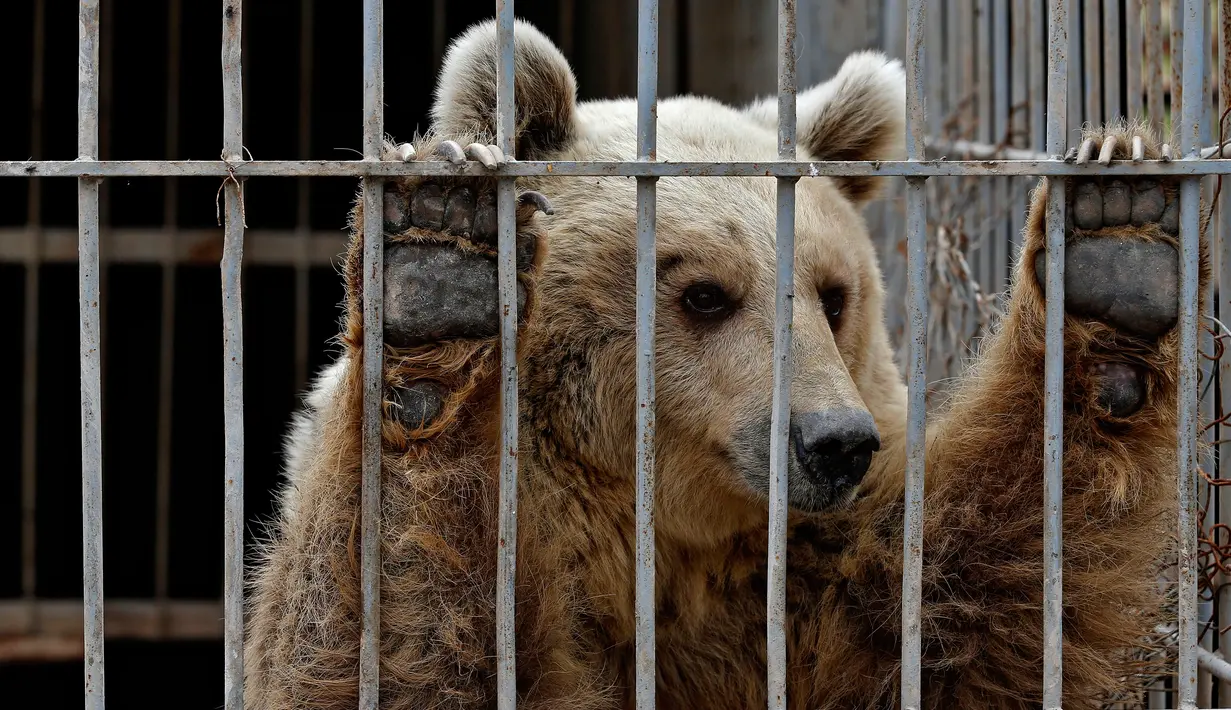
[6,158,1231,178]
[0,600,223,640]
[0,227,346,265]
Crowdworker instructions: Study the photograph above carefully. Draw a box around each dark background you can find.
[0,1,667,707]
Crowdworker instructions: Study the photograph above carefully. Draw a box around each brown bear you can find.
[244,19,1204,710]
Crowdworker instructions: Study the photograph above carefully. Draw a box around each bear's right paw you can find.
[362,140,553,433]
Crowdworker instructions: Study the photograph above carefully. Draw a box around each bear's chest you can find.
[582,523,846,708]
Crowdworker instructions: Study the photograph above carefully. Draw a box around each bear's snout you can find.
[790,409,880,491]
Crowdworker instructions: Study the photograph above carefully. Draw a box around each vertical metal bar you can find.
[882,0,907,351]
[78,0,104,707]
[978,0,994,292]
[1082,0,1101,125]
[1177,2,1205,706]
[1203,0,1214,149]
[1012,0,1029,257]
[1217,3,1231,703]
[1031,0,1047,151]
[948,0,962,126]
[993,0,1010,286]
[155,0,183,619]
[21,0,46,609]
[902,1,928,707]
[1198,3,1216,698]
[635,2,659,710]
[1172,0,1184,136]
[767,2,796,708]
[1104,0,1122,119]
[1147,0,1164,128]
[929,0,944,137]
[1042,1,1069,708]
[220,2,245,709]
[359,0,384,708]
[495,2,519,709]
[1067,0,1081,141]
[1127,0,1143,116]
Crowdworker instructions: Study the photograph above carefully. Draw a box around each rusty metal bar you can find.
[1012,0,1029,253]
[1127,0,1143,116]
[1218,1,1231,704]
[358,0,384,708]
[767,2,796,709]
[1199,0,1217,701]
[1147,0,1165,128]
[1172,0,1184,137]
[1066,0,1081,140]
[902,1,928,707]
[992,0,1009,284]
[977,0,995,292]
[495,2,519,709]
[1104,0,1122,120]
[1042,1,1070,708]
[929,0,943,137]
[8,158,1231,178]
[1031,0,1047,151]
[78,0,104,707]
[220,1,245,708]
[1083,0,1102,124]
[635,1,659,709]
[1177,1,1206,705]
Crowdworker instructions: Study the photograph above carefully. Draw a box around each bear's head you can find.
[433,21,907,542]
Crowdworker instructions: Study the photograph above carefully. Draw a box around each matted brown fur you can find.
[245,20,1205,710]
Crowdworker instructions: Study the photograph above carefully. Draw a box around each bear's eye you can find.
[819,287,846,328]
[681,282,733,320]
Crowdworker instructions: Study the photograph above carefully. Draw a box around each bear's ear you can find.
[745,51,906,205]
[431,19,578,160]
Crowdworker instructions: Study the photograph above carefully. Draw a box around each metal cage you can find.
[2,0,1230,708]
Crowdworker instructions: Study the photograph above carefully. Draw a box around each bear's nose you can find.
[791,408,881,489]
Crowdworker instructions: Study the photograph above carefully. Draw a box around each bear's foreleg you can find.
[801,123,1206,709]
[244,138,610,710]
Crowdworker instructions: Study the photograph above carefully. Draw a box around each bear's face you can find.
[433,21,906,536]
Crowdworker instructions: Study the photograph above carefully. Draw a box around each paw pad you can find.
[1091,362,1146,418]
[389,381,446,429]
[1069,176,1177,235]
[383,243,530,348]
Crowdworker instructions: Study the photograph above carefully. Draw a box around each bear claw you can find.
[518,191,555,216]
[434,140,467,165]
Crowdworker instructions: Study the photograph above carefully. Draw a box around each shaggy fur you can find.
[245,20,1205,710]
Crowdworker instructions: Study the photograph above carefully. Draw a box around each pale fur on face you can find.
[424,20,907,538]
